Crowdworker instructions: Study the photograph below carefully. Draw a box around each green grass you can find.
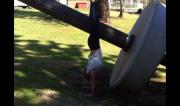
[14,8,166,106]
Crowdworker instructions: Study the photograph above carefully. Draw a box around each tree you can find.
[119,0,123,18]
[99,0,111,23]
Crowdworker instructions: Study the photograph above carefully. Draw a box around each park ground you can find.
[14,7,166,106]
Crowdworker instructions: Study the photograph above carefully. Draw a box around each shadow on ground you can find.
[14,34,116,106]
[14,34,166,106]
[14,9,68,26]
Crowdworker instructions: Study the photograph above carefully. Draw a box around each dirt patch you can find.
[36,89,83,106]
[77,70,166,106]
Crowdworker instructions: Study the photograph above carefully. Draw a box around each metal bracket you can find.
[123,34,136,52]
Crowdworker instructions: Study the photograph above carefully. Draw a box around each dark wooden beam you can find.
[18,0,166,66]
[19,0,127,49]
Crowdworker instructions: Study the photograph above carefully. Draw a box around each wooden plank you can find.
[18,0,166,66]
[19,0,127,49]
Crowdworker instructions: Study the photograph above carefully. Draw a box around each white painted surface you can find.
[56,0,68,6]
[110,1,166,92]
[14,0,27,7]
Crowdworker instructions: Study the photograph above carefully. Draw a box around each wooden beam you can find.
[18,0,166,66]
[19,0,127,49]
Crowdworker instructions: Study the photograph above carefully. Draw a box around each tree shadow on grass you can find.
[14,34,116,106]
[14,34,166,106]
[14,9,69,26]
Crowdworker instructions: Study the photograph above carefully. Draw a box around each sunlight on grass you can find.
[14,88,39,104]
[42,70,57,78]
[15,57,26,61]
[15,71,27,78]
[110,11,139,33]
[150,65,166,83]
[15,88,61,105]
[25,49,39,54]
[50,48,60,53]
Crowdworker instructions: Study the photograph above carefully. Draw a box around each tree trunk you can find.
[119,0,123,18]
[99,0,110,23]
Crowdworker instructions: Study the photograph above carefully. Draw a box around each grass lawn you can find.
[14,8,166,106]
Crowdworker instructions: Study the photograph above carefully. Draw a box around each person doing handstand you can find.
[85,0,110,97]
